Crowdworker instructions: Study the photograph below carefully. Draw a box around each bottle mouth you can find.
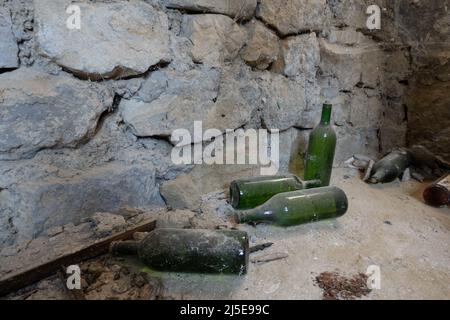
[229,182,241,209]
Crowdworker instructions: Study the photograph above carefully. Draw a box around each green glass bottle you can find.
[235,186,348,227]
[229,175,322,210]
[304,103,337,186]
[367,149,412,184]
[110,228,249,275]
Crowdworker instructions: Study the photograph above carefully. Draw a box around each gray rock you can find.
[0,7,19,69]
[257,0,330,36]
[0,164,164,244]
[280,32,320,78]
[120,65,259,141]
[161,164,259,210]
[328,29,367,46]
[155,209,196,229]
[164,0,257,20]
[257,72,318,131]
[241,19,279,70]
[35,0,170,80]
[334,127,379,166]
[0,68,113,160]
[348,90,383,128]
[182,14,246,66]
[319,37,383,90]
[91,212,127,238]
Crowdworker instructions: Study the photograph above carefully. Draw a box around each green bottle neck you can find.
[320,104,332,125]
[110,240,139,256]
[236,209,276,224]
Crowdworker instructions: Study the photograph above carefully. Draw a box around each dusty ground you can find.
[3,168,449,300]
[140,168,450,300]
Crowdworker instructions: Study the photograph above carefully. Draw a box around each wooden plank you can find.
[0,220,156,297]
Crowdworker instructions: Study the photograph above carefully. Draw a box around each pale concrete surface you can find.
[148,168,450,300]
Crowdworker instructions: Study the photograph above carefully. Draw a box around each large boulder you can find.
[241,19,280,70]
[0,68,113,160]
[182,14,246,66]
[257,0,330,36]
[0,164,164,244]
[164,0,257,20]
[35,0,170,80]
[120,65,260,141]
[0,7,19,70]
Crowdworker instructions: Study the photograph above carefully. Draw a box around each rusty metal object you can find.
[0,220,156,297]
[423,174,450,207]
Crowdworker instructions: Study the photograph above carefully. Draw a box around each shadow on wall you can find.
[397,0,450,162]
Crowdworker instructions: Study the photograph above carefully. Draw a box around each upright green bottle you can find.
[235,186,348,227]
[230,175,322,210]
[304,103,337,186]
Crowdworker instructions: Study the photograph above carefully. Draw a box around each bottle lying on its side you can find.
[367,149,412,184]
[235,186,348,227]
[423,174,450,207]
[110,228,249,275]
[229,175,322,210]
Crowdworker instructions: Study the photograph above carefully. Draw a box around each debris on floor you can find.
[250,252,289,264]
[346,145,450,192]
[90,212,128,238]
[80,256,164,300]
[314,271,372,300]
[249,242,274,253]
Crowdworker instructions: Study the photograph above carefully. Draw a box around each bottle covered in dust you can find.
[235,186,348,227]
[110,228,249,274]
[229,175,322,210]
[304,103,337,187]
[368,149,412,184]
[423,174,450,207]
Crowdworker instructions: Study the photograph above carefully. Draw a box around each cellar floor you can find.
[148,168,450,300]
[4,168,449,300]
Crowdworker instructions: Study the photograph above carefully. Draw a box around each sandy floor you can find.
[145,168,450,300]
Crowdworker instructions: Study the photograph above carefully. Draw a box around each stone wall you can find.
[0,0,446,245]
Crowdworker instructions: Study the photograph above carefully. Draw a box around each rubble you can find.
[314,271,371,300]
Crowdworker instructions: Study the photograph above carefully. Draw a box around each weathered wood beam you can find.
[0,220,156,297]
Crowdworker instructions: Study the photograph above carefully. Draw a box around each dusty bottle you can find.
[229,175,322,210]
[423,174,450,207]
[110,228,249,274]
[304,103,337,186]
[368,149,412,184]
[235,186,348,227]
